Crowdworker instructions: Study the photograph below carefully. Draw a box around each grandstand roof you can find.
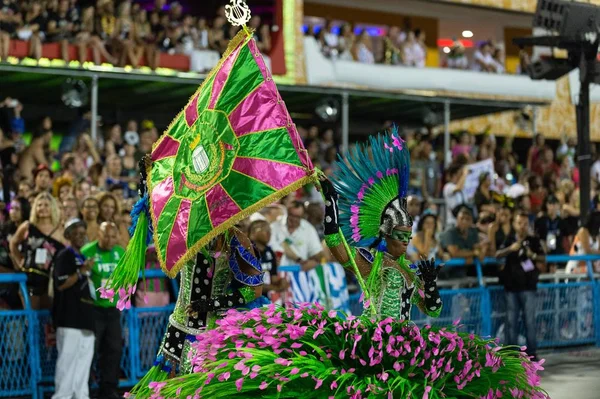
[0,64,549,131]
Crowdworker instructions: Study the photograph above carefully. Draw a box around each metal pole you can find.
[443,100,451,168]
[91,74,99,143]
[576,51,592,222]
[341,91,349,154]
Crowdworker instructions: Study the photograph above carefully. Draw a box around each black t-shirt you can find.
[47,11,75,39]
[534,215,566,254]
[28,14,48,33]
[0,1,19,33]
[499,234,544,292]
[52,247,95,331]
[256,244,277,286]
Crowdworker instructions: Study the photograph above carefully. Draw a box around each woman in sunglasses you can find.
[319,129,442,320]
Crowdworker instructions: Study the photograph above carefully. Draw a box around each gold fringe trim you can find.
[156,174,316,278]
[148,29,254,158]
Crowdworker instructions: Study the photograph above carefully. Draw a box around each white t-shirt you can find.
[472,50,495,72]
[591,160,600,183]
[443,182,466,227]
[269,218,323,266]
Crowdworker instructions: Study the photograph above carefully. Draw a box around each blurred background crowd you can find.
[1,0,527,74]
[0,0,272,71]
[1,93,599,311]
[310,20,509,73]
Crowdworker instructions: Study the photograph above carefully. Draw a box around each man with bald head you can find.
[82,222,125,399]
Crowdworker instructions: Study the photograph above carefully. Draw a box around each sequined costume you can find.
[145,131,548,399]
[100,156,267,397]
[321,130,442,320]
[154,231,265,376]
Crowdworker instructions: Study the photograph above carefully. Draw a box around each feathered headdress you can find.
[332,127,411,247]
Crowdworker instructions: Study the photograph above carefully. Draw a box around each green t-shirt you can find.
[82,241,126,308]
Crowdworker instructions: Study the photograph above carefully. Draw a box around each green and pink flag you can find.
[148,31,314,276]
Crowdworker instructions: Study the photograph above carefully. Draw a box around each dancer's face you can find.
[386,226,412,258]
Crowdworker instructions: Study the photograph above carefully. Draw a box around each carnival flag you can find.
[149,31,314,276]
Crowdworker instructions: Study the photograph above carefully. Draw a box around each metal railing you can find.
[1,256,599,398]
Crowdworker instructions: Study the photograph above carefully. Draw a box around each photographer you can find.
[52,218,95,399]
[496,211,545,360]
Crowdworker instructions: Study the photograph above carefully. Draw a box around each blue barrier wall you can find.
[1,256,600,398]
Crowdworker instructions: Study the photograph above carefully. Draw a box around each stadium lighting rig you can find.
[514,0,600,221]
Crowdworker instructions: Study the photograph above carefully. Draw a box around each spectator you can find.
[446,41,468,70]
[489,203,514,256]
[0,0,20,61]
[441,205,482,267]
[20,1,46,61]
[209,16,227,54]
[406,195,423,235]
[526,134,545,172]
[442,163,468,226]
[61,196,79,223]
[51,218,95,399]
[61,153,86,181]
[0,197,30,271]
[528,175,546,215]
[105,154,127,194]
[352,29,374,64]
[134,8,159,70]
[97,192,119,224]
[407,212,440,263]
[96,0,116,52]
[319,19,338,58]
[249,14,270,54]
[81,196,99,242]
[70,133,99,170]
[193,17,209,49]
[82,221,125,399]
[451,131,472,161]
[413,140,441,199]
[88,162,107,191]
[496,211,545,359]
[33,164,53,193]
[492,43,505,73]
[52,176,73,202]
[9,192,65,309]
[18,117,53,181]
[337,22,354,61]
[403,29,426,68]
[72,178,91,205]
[319,128,336,153]
[305,202,325,240]
[321,146,338,170]
[472,41,497,73]
[517,49,531,75]
[269,201,324,271]
[76,5,116,65]
[46,0,75,63]
[383,26,402,65]
[566,211,600,274]
[249,220,288,299]
[535,195,567,259]
[18,181,33,199]
[473,172,494,213]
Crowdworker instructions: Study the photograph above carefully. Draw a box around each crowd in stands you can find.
[1,95,600,310]
[0,0,272,71]
[2,89,600,390]
[310,22,428,67]
[309,20,506,73]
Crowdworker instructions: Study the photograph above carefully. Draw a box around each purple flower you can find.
[235,378,244,392]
